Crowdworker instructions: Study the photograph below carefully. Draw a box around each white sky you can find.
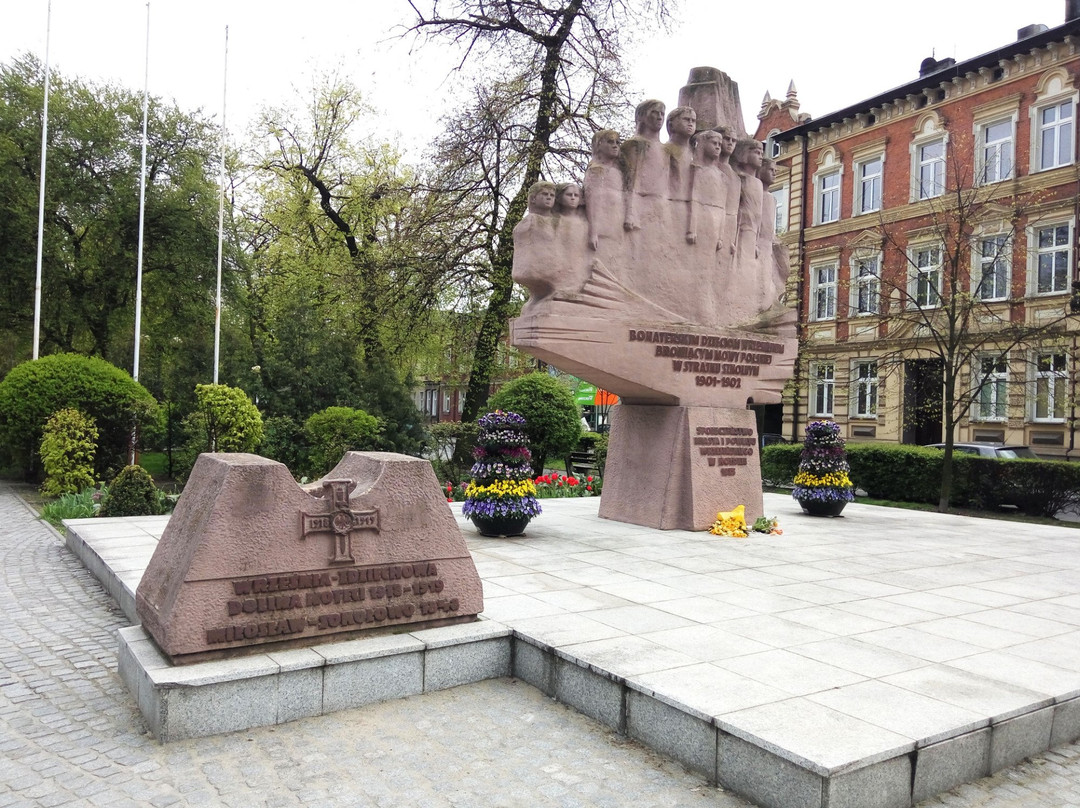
[0,0,1072,159]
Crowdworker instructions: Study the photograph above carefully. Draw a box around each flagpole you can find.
[213,25,229,385]
[32,0,52,361]
[133,1,150,383]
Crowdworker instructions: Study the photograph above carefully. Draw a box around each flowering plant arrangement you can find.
[791,420,855,504]
[534,472,599,498]
[462,411,542,521]
[709,505,781,537]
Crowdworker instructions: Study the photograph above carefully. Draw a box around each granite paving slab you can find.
[60,493,1080,808]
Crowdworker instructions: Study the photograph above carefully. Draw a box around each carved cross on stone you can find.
[300,479,379,564]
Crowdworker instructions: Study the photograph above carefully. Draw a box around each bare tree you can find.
[405,0,672,423]
[840,131,1074,510]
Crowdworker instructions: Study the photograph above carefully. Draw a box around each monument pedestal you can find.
[598,404,763,532]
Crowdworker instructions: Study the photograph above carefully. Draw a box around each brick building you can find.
[758,4,1080,459]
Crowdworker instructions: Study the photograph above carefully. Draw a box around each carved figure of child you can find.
[713,125,740,274]
[554,182,589,293]
[512,181,561,313]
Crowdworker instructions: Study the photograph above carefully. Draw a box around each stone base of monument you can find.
[136,451,485,664]
[598,404,763,531]
[117,620,512,742]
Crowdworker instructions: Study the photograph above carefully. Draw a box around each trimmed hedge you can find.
[846,443,944,504]
[761,443,800,486]
[0,354,159,480]
[763,440,1080,517]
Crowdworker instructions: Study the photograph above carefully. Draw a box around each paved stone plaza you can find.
[4,481,1080,807]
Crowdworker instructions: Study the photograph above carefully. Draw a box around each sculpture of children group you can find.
[513,98,791,332]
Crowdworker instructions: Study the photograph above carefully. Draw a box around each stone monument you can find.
[136,451,484,664]
[510,68,797,531]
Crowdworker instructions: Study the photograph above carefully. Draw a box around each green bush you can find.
[0,353,159,480]
[951,455,1080,517]
[39,409,99,497]
[428,421,478,486]
[487,373,581,475]
[260,416,309,477]
[99,465,161,517]
[760,443,801,486]
[303,406,382,477]
[846,443,944,504]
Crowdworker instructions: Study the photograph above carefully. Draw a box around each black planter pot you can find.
[798,498,848,517]
[471,513,532,537]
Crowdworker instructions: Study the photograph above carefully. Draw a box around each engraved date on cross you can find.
[300,479,379,564]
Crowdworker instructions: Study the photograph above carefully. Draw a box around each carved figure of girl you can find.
[724,138,767,325]
[555,181,589,293]
[583,129,626,265]
[713,125,741,275]
[512,181,561,311]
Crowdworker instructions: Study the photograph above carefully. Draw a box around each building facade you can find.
[758,6,1080,459]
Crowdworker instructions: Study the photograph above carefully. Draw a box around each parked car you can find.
[922,442,1040,459]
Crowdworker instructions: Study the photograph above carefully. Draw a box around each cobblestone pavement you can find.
[3,482,1080,808]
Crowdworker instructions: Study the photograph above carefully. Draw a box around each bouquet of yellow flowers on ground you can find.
[709,505,782,537]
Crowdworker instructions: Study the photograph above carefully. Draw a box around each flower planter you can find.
[470,513,532,538]
[797,499,847,517]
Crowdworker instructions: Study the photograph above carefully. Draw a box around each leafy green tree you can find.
[0,55,222,376]
[0,353,158,480]
[487,372,581,474]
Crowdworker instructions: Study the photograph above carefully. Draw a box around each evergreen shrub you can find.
[303,406,381,477]
[99,465,161,517]
[39,409,99,497]
[0,353,159,480]
[260,416,308,477]
[951,454,1080,517]
[487,373,581,475]
[428,421,478,486]
[760,443,801,486]
[846,443,943,504]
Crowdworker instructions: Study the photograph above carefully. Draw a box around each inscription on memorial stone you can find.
[135,452,484,663]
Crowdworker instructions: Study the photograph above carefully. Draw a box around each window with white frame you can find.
[810,362,835,416]
[1034,223,1071,294]
[909,245,942,308]
[974,355,1008,421]
[852,360,878,418]
[811,262,837,320]
[976,235,1010,301]
[817,170,840,224]
[916,138,945,199]
[1036,99,1074,171]
[1033,352,1067,421]
[766,128,782,159]
[851,253,881,315]
[855,156,883,214]
[978,119,1014,183]
[771,185,788,234]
